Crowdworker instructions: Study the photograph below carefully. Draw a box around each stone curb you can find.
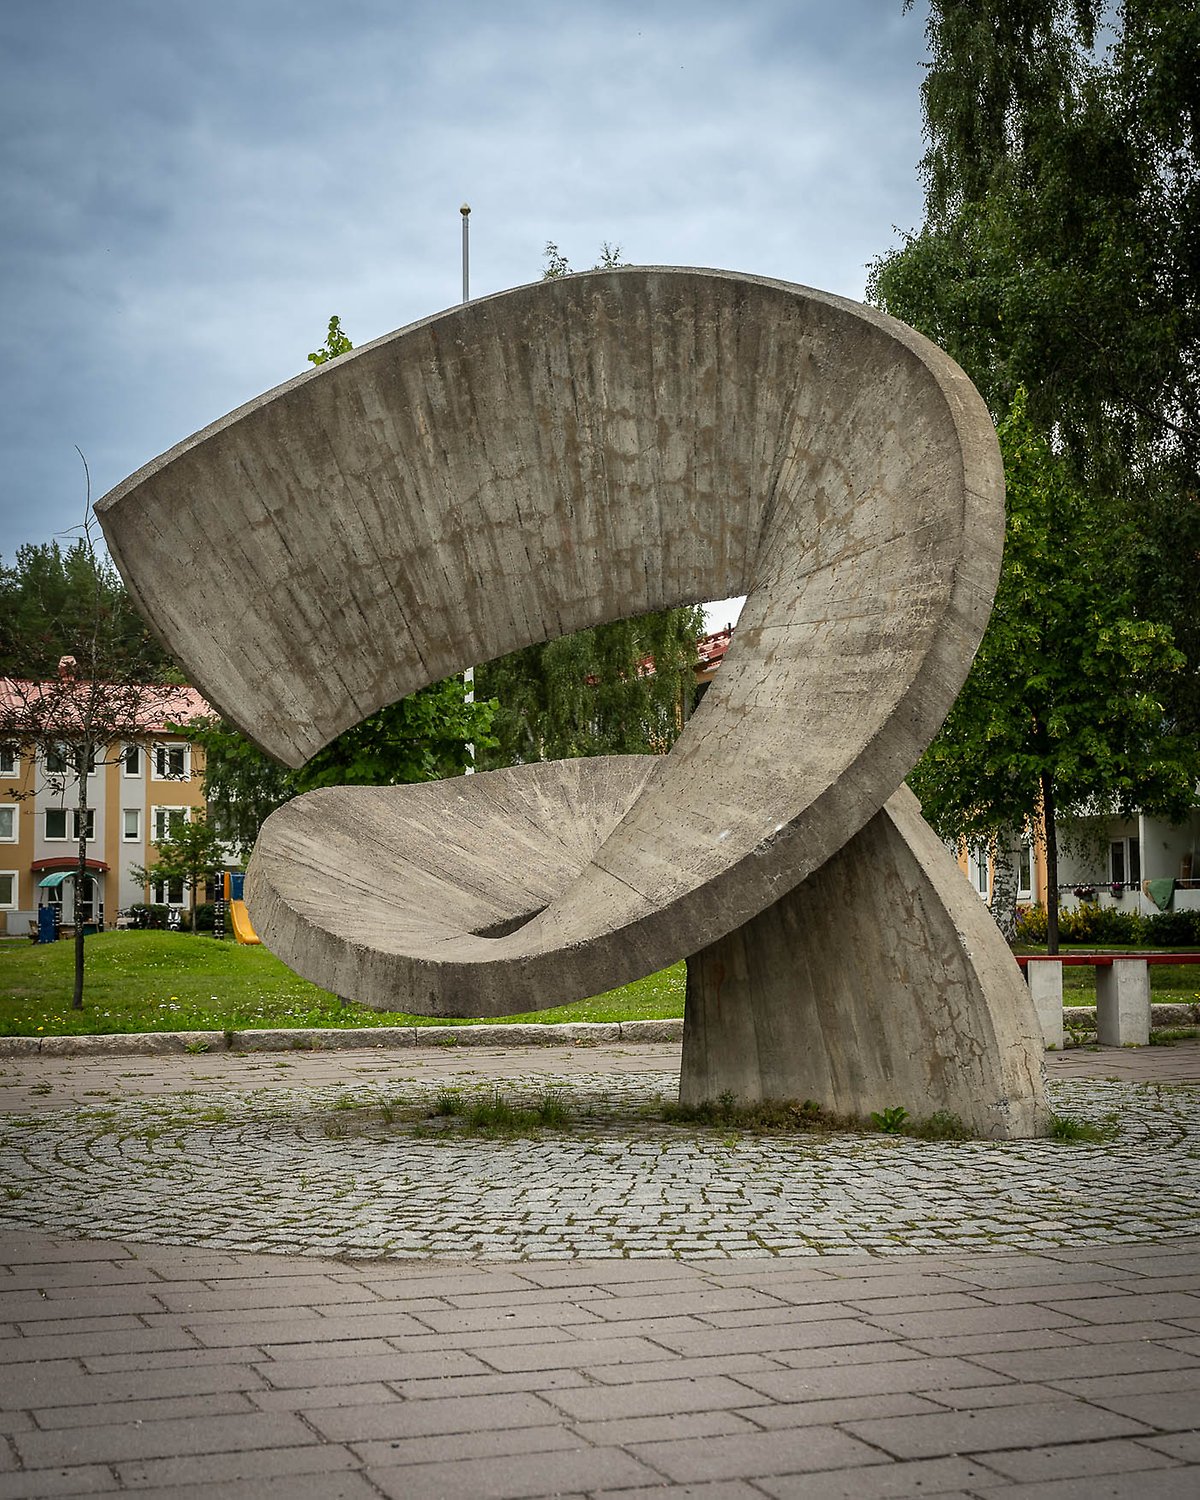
[3,1005,1197,1058]
[1065,1002,1200,1027]
[0,1017,684,1058]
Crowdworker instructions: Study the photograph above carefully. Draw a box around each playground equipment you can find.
[221,872,260,946]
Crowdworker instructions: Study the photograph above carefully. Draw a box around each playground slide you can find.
[229,899,261,945]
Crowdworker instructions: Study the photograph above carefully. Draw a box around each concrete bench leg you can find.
[1096,959,1151,1046]
[1027,962,1064,1050]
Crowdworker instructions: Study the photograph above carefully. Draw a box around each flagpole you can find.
[461,204,476,774]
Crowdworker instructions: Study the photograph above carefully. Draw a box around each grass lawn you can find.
[0,931,685,1036]
[4,934,1196,1039]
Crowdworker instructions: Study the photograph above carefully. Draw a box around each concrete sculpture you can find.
[99,268,1048,1138]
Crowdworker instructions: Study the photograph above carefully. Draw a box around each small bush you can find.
[1014,904,1047,943]
[127,903,171,930]
[1057,902,1143,945]
[1143,909,1200,947]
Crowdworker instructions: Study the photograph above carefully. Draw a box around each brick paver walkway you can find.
[1,1039,1198,1496]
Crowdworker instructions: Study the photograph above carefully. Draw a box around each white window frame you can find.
[152,805,189,843]
[122,807,141,843]
[44,808,69,841]
[0,805,17,843]
[72,809,96,843]
[968,846,990,899]
[0,746,17,777]
[152,875,186,906]
[1016,843,1033,900]
[1110,836,1142,889]
[0,871,17,910]
[45,744,96,777]
[122,743,142,778]
[152,742,190,782]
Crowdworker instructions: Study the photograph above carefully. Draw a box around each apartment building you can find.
[0,683,208,934]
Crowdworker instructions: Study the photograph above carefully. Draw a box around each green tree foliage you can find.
[478,607,704,766]
[307,315,354,366]
[130,809,227,931]
[0,537,172,680]
[188,675,495,859]
[869,0,1200,738]
[476,240,705,766]
[910,395,1192,950]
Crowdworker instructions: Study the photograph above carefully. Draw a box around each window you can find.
[122,808,141,842]
[45,744,95,776]
[45,809,95,841]
[0,872,16,909]
[1110,837,1141,888]
[153,876,185,906]
[0,806,16,843]
[968,846,990,899]
[152,743,189,781]
[152,806,188,843]
[122,744,142,777]
[1016,843,1033,900]
[0,746,17,776]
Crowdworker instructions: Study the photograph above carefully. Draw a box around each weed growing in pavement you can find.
[1047,1112,1118,1143]
[459,1089,574,1136]
[906,1110,972,1141]
[659,1095,980,1141]
[1150,1027,1199,1046]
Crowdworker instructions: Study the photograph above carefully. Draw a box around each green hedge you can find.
[1014,902,1200,947]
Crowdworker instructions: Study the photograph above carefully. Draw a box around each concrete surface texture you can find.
[98,268,1046,1134]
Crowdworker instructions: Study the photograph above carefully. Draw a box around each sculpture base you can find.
[681,788,1049,1140]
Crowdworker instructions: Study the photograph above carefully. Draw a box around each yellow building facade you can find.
[0,689,208,934]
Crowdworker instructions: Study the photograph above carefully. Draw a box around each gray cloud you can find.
[0,0,929,552]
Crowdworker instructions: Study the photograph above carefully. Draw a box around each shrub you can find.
[1143,908,1200,947]
[1058,902,1144,945]
[1014,904,1047,943]
[127,903,171,930]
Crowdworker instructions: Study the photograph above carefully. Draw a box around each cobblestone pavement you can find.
[1,1043,1198,1262]
[2,1043,1199,1496]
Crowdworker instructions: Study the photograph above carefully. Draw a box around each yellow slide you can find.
[229,899,261,945]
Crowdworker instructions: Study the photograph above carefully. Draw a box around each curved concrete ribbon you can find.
[99,268,1047,1136]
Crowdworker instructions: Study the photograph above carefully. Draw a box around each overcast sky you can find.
[1,0,932,606]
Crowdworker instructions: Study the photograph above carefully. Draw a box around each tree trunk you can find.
[1040,769,1060,955]
[71,742,92,1009]
[989,831,1019,942]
